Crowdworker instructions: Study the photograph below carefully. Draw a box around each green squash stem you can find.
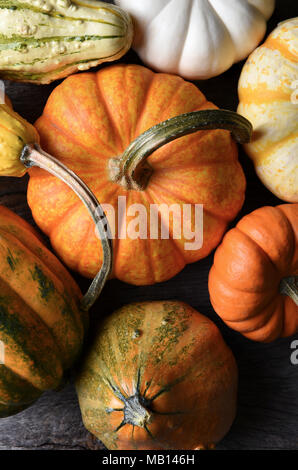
[109,109,253,191]
[21,143,113,311]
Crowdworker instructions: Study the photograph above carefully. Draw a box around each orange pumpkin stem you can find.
[21,143,113,311]
[280,277,298,305]
[109,109,252,191]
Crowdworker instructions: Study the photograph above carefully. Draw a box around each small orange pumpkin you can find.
[27,64,251,285]
[209,204,298,342]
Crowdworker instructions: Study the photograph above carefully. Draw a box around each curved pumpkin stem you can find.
[280,277,298,306]
[21,143,113,311]
[109,109,252,191]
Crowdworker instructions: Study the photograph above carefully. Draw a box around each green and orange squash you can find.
[76,300,238,450]
[0,205,86,417]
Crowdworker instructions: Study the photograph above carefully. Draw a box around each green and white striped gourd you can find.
[0,0,133,84]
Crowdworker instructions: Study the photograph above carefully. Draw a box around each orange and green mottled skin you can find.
[0,205,86,417]
[76,301,238,450]
[28,64,246,285]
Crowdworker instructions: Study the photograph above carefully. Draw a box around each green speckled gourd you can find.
[0,0,133,84]
[0,204,88,417]
[76,301,238,450]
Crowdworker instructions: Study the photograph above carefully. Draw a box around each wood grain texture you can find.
[0,0,297,450]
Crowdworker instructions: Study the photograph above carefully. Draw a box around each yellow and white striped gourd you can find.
[238,18,298,202]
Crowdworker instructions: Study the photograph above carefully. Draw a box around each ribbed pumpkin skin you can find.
[28,64,246,285]
[76,301,238,450]
[209,204,298,343]
[0,205,86,417]
[238,18,298,202]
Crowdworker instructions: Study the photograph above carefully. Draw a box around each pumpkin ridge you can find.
[144,187,189,264]
[225,294,280,328]
[96,65,139,151]
[93,72,124,153]
[0,262,82,369]
[135,305,197,396]
[0,118,25,143]
[77,220,99,277]
[234,225,283,279]
[114,191,155,284]
[0,208,81,298]
[40,113,112,165]
[159,81,192,121]
[133,71,158,138]
[0,362,56,397]
[48,201,91,269]
[0,365,43,408]
[141,189,187,271]
[45,83,116,158]
[210,264,277,320]
[0,290,63,390]
[0,230,84,358]
[243,297,285,342]
[139,191,157,284]
[0,273,63,358]
[45,199,85,239]
[275,205,297,272]
[149,179,229,222]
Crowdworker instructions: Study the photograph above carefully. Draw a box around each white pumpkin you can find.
[238,18,298,203]
[115,0,275,79]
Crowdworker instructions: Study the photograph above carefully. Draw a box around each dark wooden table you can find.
[0,0,297,450]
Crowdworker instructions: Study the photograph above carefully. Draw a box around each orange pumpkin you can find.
[209,204,298,342]
[27,64,250,285]
[76,301,238,450]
